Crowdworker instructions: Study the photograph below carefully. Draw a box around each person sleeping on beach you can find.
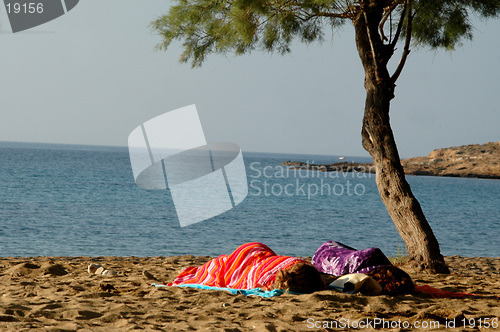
[312,241,414,295]
[168,242,325,294]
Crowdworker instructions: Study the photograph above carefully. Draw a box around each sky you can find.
[0,0,499,158]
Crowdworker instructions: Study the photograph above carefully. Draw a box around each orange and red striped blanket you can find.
[168,242,307,290]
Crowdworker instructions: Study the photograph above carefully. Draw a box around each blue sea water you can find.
[0,142,498,258]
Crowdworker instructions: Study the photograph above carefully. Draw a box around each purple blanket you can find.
[312,241,392,276]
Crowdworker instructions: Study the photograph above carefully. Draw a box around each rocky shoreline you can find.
[282,141,500,179]
[281,160,376,174]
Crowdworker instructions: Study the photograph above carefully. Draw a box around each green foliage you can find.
[389,243,409,265]
[411,0,500,50]
[151,0,348,67]
[151,0,500,66]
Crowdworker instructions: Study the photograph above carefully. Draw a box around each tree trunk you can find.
[353,1,449,273]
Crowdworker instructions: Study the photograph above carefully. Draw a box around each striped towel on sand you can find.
[168,242,307,290]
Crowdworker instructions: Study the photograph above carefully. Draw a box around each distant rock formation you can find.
[282,141,500,179]
[401,141,499,179]
[281,160,375,173]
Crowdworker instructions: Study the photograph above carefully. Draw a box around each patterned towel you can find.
[312,241,392,276]
[168,242,307,290]
[153,283,286,298]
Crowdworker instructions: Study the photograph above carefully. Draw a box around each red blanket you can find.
[168,242,307,290]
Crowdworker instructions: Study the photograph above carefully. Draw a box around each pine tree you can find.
[151,0,500,273]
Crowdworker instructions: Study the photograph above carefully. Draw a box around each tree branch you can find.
[312,11,353,20]
[379,3,398,42]
[391,0,412,84]
[389,2,406,48]
[363,11,382,83]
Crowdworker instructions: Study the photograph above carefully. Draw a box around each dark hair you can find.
[273,263,325,293]
[365,266,414,295]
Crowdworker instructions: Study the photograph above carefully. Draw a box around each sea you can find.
[0,141,499,258]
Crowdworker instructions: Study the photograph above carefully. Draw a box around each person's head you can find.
[273,263,325,293]
[365,265,414,295]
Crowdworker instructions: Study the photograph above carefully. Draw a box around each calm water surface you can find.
[0,142,498,258]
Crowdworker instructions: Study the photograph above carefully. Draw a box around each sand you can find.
[1,255,499,331]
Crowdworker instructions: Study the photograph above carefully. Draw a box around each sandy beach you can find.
[1,255,499,331]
